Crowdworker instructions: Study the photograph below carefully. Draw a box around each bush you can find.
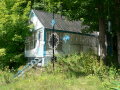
[110,81,120,90]
[0,0,30,70]
[0,48,26,70]
[45,53,119,80]
[0,69,14,85]
[0,48,6,69]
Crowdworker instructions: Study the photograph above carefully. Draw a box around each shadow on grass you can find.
[67,68,87,78]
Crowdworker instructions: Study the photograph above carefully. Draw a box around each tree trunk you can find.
[99,18,107,63]
[116,22,120,65]
[98,1,107,63]
[30,0,34,8]
[115,0,120,64]
[117,33,120,64]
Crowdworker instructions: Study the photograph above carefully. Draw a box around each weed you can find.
[0,53,119,90]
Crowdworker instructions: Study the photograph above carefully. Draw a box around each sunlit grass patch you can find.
[0,69,110,90]
[0,53,119,90]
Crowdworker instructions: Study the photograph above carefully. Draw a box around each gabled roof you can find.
[33,10,86,33]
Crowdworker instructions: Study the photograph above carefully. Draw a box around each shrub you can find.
[0,48,26,70]
[0,69,14,85]
[0,48,6,69]
[110,81,120,90]
[46,53,119,80]
[0,0,30,70]
[55,53,104,77]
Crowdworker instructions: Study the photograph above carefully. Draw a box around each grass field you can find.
[0,69,111,90]
[0,67,120,90]
[0,54,120,90]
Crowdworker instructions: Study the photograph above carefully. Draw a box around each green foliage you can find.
[56,53,106,77]
[45,53,119,80]
[0,48,6,69]
[0,69,14,85]
[110,81,120,90]
[44,53,120,89]
[0,48,6,57]
[0,0,31,69]
[0,53,119,90]
[32,0,112,32]
[0,69,108,90]
[0,67,119,90]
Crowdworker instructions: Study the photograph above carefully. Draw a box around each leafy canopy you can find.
[0,0,31,69]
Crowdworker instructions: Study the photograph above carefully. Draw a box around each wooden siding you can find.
[45,30,99,56]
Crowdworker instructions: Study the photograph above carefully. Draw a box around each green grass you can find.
[0,53,119,90]
[0,69,109,90]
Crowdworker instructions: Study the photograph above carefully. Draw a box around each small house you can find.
[25,10,99,66]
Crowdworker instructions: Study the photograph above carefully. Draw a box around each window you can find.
[25,29,43,51]
[34,31,37,48]
[25,31,38,50]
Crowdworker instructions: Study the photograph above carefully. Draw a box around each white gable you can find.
[30,10,44,31]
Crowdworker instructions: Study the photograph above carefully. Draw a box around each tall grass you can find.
[0,53,119,90]
[46,53,119,80]
[0,69,108,90]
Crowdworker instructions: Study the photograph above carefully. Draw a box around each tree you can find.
[0,0,31,69]
[114,0,120,64]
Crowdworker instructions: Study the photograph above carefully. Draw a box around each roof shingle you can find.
[33,10,85,33]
